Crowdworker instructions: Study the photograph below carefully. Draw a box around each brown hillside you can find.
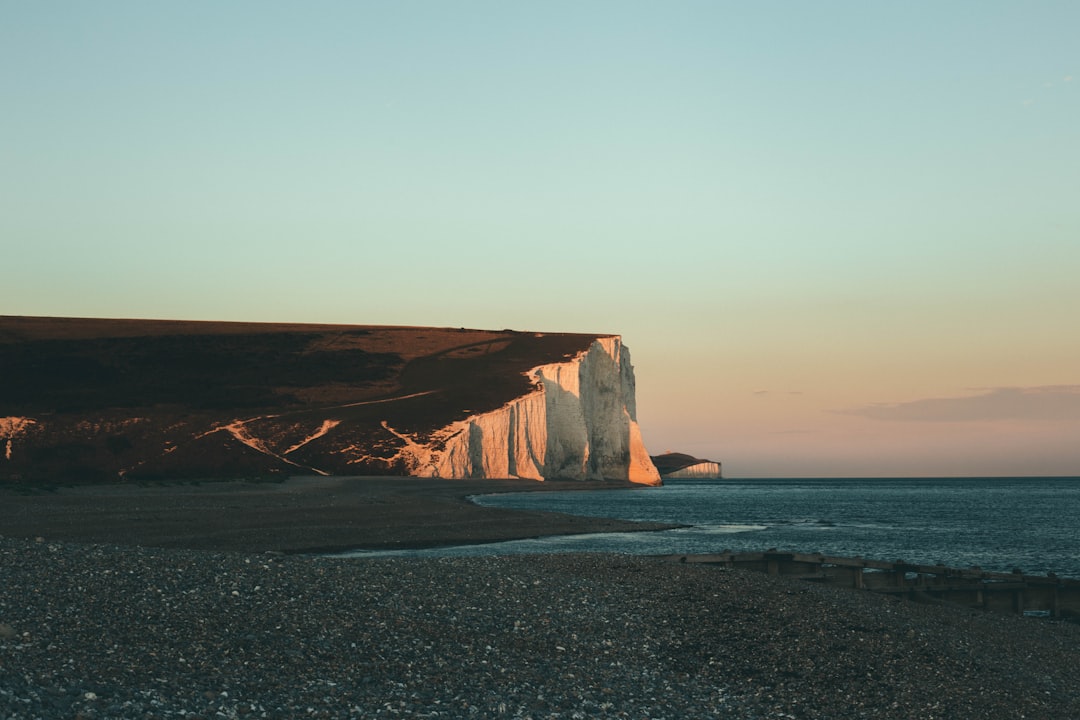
[0,316,605,484]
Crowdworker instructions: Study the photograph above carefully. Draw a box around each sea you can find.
[339,477,1080,579]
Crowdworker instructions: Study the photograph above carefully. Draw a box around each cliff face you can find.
[397,338,660,485]
[662,462,723,480]
[650,452,723,479]
[0,317,660,485]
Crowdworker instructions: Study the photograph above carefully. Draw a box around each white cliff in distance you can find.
[393,337,661,485]
[663,461,723,479]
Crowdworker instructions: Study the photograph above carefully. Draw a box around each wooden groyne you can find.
[661,550,1080,620]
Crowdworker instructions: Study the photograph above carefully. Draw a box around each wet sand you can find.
[0,475,675,553]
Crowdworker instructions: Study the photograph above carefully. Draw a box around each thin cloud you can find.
[840,386,1080,423]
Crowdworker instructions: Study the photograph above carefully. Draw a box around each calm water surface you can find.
[340,478,1080,578]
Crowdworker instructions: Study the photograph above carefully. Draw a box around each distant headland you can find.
[651,451,723,479]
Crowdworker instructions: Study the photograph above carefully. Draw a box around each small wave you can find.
[698,524,768,534]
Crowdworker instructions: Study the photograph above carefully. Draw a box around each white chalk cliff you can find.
[1,319,664,485]
[391,337,661,485]
[663,461,723,479]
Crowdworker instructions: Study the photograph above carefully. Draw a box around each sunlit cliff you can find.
[0,316,660,485]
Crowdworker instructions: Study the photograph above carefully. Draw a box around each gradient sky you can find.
[3,2,1078,477]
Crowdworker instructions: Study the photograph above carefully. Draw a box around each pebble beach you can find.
[3,534,1080,719]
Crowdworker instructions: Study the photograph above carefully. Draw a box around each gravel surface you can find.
[3,537,1079,719]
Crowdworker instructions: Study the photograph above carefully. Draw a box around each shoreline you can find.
[0,475,680,554]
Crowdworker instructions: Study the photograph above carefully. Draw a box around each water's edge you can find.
[336,478,1080,579]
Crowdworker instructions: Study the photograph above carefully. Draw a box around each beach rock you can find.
[3,536,1079,719]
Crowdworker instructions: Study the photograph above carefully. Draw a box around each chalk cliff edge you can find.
[396,337,660,484]
[0,318,660,485]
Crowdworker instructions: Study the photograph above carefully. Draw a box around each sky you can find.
[2,1,1078,477]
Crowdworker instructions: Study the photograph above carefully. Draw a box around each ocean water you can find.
[340,477,1080,579]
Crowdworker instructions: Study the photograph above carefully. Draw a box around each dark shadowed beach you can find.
[3,476,1080,718]
[0,476,676,553]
